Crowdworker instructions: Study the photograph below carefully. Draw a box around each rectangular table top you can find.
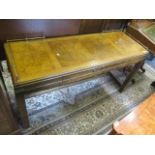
[4,31,148,86]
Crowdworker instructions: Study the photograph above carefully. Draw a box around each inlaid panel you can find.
[143,24,155,42]
[126,20,155,53]
[4,32,148,85]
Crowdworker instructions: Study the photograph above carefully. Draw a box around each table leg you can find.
[119,61,144,92]
[140,61,145,73]
[109,61,144,92]
[16,93,29,128]
[109,127,123,135]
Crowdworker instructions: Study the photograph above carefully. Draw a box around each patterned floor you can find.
[28,74,154,135]
[2,60,155,135]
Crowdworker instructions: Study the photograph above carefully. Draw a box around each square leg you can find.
[16,93,29,128]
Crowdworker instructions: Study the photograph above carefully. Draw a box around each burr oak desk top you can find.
[4,31,148,87]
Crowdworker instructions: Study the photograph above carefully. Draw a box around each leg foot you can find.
[151,81,155,88]
[131,79,135,84]
[140,67,145,73]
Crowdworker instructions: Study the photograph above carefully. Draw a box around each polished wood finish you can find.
[126,20,155,87]
[0,77,19,134]
[5,32,147,85]
[126,20,155,53]
[4,31,148,128]
[113,93,155,135]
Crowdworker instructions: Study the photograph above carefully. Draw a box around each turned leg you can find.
[16,93,29,128]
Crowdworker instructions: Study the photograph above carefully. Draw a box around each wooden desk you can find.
[126,20,155,54]
[113,93,155,135]
[4,31,148,128]
[126,20,155,86]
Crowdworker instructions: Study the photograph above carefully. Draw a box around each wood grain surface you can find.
[113,93,155,135]
[4,31,148,85]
